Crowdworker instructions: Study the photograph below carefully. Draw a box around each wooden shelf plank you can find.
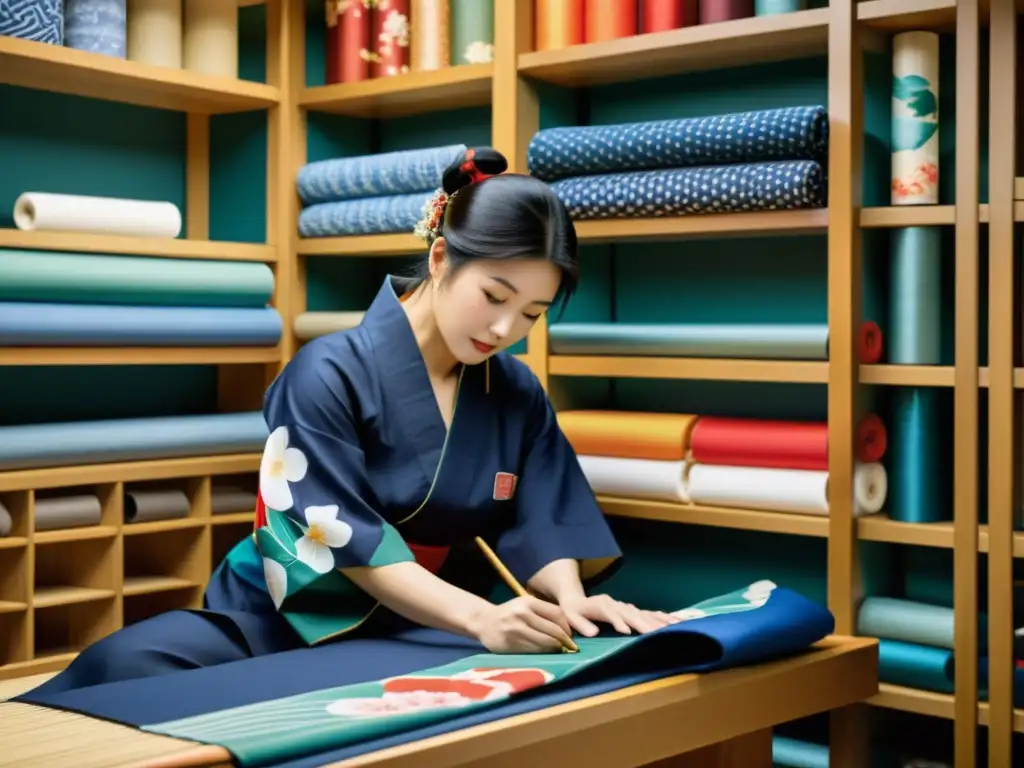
[518,8,830,88]
[297,233,424,257]
[857,0,958,31]
[0,652,77,682]
[0,601,26,615]
[859,364,955,387]
[122,518,208,536]
[599,497,829,537]
[0,453,261,493]
[548,356,829,383]
[0,347,282,366]
[33,586,115,609]
[0,537,28,550]
[0,36,279,114]
[0,230,276,262]
[300,64,493,118]
[860,206,956,227]
[34,526,119,545]
[574,210,828,244]
[122,576,196,597]
[211,512,255,525]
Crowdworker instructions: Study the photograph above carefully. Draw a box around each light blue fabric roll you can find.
[298,192,432,238]
[0,302,282,346]
[548,322,830,360]
[755,0,806,15]
[772,736,829,768]
[857,596,988,651]
[0,411,269,471]
[877,639,954,693]
[0,0,64,43]
[889,227,942,364]
[64,0,125,58]
[296,145,466,205]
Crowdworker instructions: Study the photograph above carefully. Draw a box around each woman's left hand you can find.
[558,594,679,638]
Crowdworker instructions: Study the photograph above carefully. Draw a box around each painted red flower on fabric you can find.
[324,667,554,718]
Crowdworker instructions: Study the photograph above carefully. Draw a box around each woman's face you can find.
[429,241,561,364]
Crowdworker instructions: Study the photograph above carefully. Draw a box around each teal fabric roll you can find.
[0,249,275,307]
[772,736,829,768]
[548,322,829,360]
[888,387,945,522]
[889,227,942,364]
[450,0,493,65]
[857,597,989,651]
[878,639,954,693]
[0,411,268,471]
[755,0,806,14]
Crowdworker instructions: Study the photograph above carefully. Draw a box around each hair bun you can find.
[442,147,508,194]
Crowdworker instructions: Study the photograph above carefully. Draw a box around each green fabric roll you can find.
[450,0,493,65]
[0,249,275,307]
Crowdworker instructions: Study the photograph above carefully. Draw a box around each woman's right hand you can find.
[470,595,576,653]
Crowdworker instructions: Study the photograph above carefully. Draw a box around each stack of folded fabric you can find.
[557,409,890,519]
[683,414,888,517]
[296,145,467,238]
[526,105,829,221]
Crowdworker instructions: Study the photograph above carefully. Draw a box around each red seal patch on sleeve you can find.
[492,472,518,501]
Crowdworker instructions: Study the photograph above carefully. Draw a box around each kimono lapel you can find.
[362,276,458,490]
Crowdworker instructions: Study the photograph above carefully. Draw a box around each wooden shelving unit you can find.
[1,0,1022,765]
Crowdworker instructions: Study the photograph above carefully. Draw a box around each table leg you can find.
[639,727,773,768]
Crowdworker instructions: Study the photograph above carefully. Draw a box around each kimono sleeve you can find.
[494,373,623,590]
[253,357,416,645]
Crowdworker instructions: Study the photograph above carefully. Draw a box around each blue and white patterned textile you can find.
[527,106,828,182]
[0,0,63,43]
[64,0,125,58]
[298,192,432,238]
[550,160,825,219]
[297,145,467,206]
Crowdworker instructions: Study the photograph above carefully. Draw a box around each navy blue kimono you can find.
[225,275,621,645]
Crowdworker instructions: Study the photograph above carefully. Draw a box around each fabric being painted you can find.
[527,106,828,181]
[296,145,466,205]
[64,0,126,57]
[0,0,64,43]
[298,192,431,237]
[0,410,268,471]
[548,160,826,220]
[18,582,833,767]
[0,302,282,346]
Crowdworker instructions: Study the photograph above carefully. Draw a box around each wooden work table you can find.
[0,634,877,768]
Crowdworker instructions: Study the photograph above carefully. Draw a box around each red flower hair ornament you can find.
[414,147,508,246]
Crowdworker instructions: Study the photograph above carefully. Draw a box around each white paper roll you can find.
[127,0,183,68]
[683,462,888,517]
[891,30,940,205]
[183,0,239,79]
[576,455,689,503]
[13,192,183,238]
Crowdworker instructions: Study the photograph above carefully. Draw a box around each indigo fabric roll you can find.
[64,0,126,57]
[527,106,828,181]
[296,145,466,205]
[0,0,64,43]
[298,193,431,237]
[549,161,826,220]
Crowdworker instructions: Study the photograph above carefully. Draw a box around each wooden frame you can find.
[0,0,1021,764]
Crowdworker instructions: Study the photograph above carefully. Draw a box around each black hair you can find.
[411,146,578,316]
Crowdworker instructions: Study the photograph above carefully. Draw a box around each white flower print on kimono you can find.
[295,504,354,574]
[260,426,309,511]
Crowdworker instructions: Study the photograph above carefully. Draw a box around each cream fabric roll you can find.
[183,0,238,78]
[576,455,689,503]
[13,192,183,237]
[293,312,366,340]
[683,462,888,516]
[127,0,183,68]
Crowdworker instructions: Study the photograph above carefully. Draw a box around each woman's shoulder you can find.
[273,327,379,402]
[487,351,547,411]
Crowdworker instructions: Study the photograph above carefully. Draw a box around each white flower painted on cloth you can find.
[742,580,777,607]
[260,426,309,511]
[295,505,353,573]
[463,41,493,64]
[670,607,708,621]
[263,557,288,609]
[326,691,475,718]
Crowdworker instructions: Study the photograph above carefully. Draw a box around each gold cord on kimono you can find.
[485,358,490,394]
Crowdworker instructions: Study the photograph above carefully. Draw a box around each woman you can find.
[33,147,676,694]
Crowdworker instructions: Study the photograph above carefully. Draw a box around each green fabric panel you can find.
[369,523,416,566]
[0,250,275,307]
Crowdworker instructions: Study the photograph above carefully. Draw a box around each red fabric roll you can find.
[690,417,829,470]
[373,0,411,78]
[326,0,373,84]
[858,320,884,363]
[698,0,752,24]
[585,0,638,43]
[641,0,698,32]
[856,413,888,463]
